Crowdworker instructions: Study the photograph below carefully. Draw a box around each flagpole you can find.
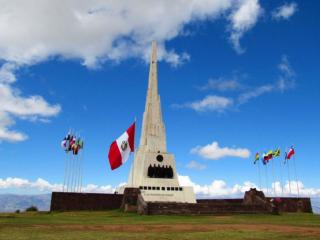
[293,153,300,198]
[279,154,284,196]
[265,163,269,196]
[272,158,276,196]
[131,117,137,187]
[79,151,83,193]
[287,158,292,196]
[75,153,80,192]
[62,152,67,192]
[77,151,82,192]
[75,135,82,193]
[258,160,262,191]
[65,128,72,192]
[70,154,74,192]
[79,137,85,193]
[66,153,71,192]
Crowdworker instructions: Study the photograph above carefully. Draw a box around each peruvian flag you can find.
[108,122,135,170]
[285,147,295,160]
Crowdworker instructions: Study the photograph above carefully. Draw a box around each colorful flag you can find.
[267,150,273,159]
[78,139,84,149]
[273,148,281,157]
[61,137,67,150]
[262,151,273,164]
[254,152,260,164]
[108,122,135,170]
[262,153,268,165]
[285,146,295,160]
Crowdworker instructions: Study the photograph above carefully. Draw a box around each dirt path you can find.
[26,223,320,237]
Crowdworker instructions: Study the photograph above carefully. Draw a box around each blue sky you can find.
[0,0,319,197]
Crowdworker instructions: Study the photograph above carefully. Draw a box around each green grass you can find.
[0,211,319,240]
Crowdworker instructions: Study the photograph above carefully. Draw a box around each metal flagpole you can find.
[287,158,292,196]
[62,152,67,192]
[258,160,262,191]
[66,153,71,192]
[71,132,79,192]
[80,137,85,193]
[265,163,269,196]
[272,158,276,196]
[66,129,73,192]
[131,118,137,187]
[70,146,77,192]
[78,151,83,193]
[77,140,84,193]
[74,154,78,192]
[75,154,79,192]
[293,154,300,197]
[279,155,284,196]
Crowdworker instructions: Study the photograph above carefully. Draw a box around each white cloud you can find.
[229,0,262,54]
[0,83,61,118]
[0,177,62,192]
[0,63,17,84]
[238,84,273,104]
[277,54,296,92]
[186,160,206,170]
[0,177,124,193]
[0,0,234,67]
[172,95,233,112]
[178,175,320,198]
[0,1,267,141]
[1,176,319,199]
[191,141,250,160]
[198,78,243,91]
[272,2,298,20]
[238,55,296,104]
[0,0,266,68]
[0,64,61,142]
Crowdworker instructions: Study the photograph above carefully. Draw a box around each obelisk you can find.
[127,42,196,203]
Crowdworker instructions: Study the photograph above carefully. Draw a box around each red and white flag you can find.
[108,122,135,170]
[285,147,295,160]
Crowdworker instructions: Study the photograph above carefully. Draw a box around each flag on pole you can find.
[262,153,268,165]
[273,148,281,157]
[285,146,295,160]
[61,137,67,150]
[267,150,274,159]
[108,122,135,170]
[254,152,260,164]
[263,151,273,161]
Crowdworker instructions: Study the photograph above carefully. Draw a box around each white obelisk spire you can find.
[139,41,167,153]
[125,41,196,203]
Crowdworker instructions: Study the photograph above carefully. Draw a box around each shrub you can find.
[15,209,20,213]
[25,206,38,212]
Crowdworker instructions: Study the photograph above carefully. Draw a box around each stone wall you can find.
[142,201,271,215]
[197,199,243,204]
[266,197,312,213]
[121,188,141,212]
[50,192,123,211]
[50,189,313,214]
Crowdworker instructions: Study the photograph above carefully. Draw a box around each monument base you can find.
[119,184,196,203]
[50,188,313,214]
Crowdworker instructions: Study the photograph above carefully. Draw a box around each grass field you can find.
[0,210,319,240]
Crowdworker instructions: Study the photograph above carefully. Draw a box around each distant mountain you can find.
[311,198,320,214]
[0,194,51,212]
